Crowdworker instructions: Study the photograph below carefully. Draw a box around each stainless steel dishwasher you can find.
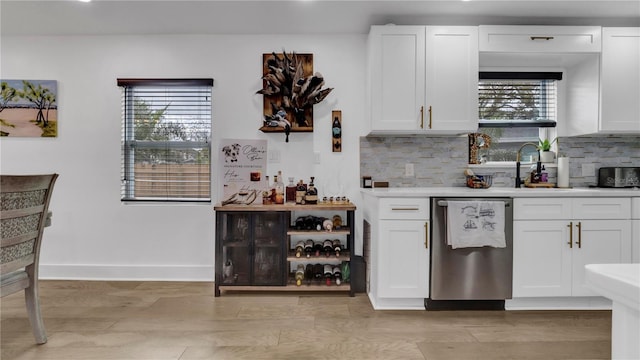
[426,197,513,310]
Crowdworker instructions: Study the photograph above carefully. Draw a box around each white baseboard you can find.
[39,264,215,282]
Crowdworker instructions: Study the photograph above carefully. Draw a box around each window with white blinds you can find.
[118,78,213,202]
[478,72,560,128]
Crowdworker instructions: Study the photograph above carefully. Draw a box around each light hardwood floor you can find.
[1,281,611,359]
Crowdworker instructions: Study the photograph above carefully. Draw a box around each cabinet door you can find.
[600,27,640,133]
[571,220,632,296]
[513,221,572,297]
[219,213,252,285]
[378,220,429,298]
[369,26,426,132]
[425,26,479,132]
[252,212,286,285]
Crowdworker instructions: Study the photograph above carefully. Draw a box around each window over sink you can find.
[470,71,561,164]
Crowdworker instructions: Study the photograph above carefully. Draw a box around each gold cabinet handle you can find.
[391,207,420,211]
[428,105,433,129]
[567,221,573,248]
[425,222,429,249]
[420,106,424,129]
[575,222,582,248]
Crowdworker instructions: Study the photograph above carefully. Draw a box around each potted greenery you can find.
[538,137,557,162]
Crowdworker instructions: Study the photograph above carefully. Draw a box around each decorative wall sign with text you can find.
[218,139,267,206]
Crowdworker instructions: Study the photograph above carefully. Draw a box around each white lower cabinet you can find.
[513,198,632,299]
[633,198,640,263]
[362,195,430,309]
[378,220,429,298]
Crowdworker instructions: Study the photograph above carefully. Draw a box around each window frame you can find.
[118,78,214,203]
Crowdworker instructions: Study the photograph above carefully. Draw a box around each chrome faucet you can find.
[515,142,541,188]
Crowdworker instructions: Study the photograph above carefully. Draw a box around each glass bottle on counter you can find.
[274,172,284,204]
[295,180,306,205]
[305,176,318,205]
[286,177,296,203]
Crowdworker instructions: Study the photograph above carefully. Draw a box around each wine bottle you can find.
[294,240,305,258]
[314,216,324,231]
[332,215,343,230]
[332,239,342,257]
[313,263,324,283]
[323,239,333,257]
[313,241,323,257]
[304,264,314,286]
[304,215,315,230]
[332,265,342,286]
[305,176,318,205]
[323,264,333,286]
[304,239,314,258]
[295,179,306,205]
[323,218,333,232]
[295,264,305,286]
[294,216,305,230]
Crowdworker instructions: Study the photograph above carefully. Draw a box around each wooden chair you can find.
[1,174,58,344]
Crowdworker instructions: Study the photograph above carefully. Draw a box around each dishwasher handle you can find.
[437,200,511,207]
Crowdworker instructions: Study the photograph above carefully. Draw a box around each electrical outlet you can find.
[582,163,596,177]
[314,152,321,164]
[405,163,415,177]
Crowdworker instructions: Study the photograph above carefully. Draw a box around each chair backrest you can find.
[1,174,58,276]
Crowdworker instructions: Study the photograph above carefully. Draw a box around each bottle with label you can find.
[322,218,333,232]
[295,179,306,204]
[262,175,271,205]
[274,172,285,204]
[305,176,318,205]
[304,239,314,258]
[294,240,305,258]
[323,264,333,286]
[295,264,305,286]
[286,177,296,203]
[332,239,342,257]
[332,265,342,286]
[322,239,333,257]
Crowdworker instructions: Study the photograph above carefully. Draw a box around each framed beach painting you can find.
[0,79,58,137]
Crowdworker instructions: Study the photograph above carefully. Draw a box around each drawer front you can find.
[633,198,640,220]
[479,25,602,53]
[379,198,430,220]
[514,198,572,220]
[572,198,630,220]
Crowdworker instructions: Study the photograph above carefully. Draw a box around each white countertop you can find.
[585,264,640,311]
[361,187,640,198]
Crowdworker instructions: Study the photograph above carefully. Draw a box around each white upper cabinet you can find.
[600,27,640,133]
[479,25,602,53]
[368,25,478,134]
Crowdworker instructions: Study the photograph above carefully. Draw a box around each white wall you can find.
[0,34,367,281]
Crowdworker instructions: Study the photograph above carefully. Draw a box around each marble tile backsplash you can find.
[360,134,640,188]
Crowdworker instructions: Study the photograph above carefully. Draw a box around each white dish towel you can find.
[446,201,506,249]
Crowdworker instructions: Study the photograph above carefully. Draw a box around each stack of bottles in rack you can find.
[294,262,349,287]
[293,214,342,231]
[294,239,343,258]
[263,171,319,205]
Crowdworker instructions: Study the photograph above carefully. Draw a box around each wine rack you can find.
[214,203,356,296]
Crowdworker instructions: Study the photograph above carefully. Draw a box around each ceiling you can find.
[1,0,639,36]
